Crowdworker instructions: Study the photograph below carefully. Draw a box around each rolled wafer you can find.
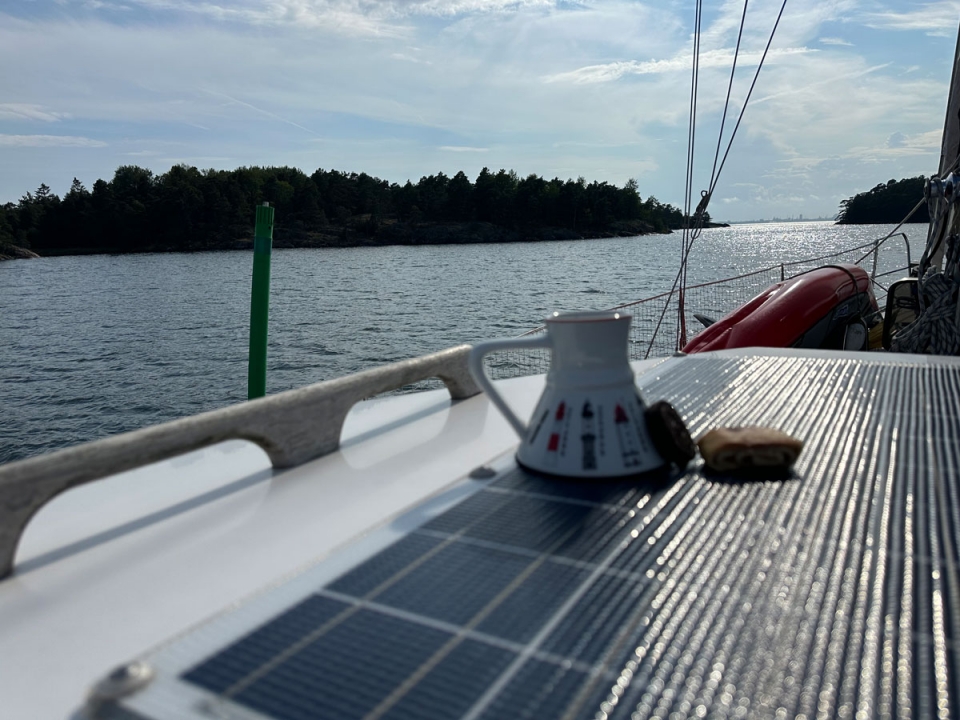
[644,400,696,468]
[697,426,802,472]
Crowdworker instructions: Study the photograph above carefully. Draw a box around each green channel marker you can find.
[247,202,275,400]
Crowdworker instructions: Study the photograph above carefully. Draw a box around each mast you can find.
[940,22,960,177]
[929,20,960,271]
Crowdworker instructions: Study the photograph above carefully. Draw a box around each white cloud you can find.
[391,52,431,64]
[853,128,942,158]
[0,103,68,122]
[863,1,960,35]
[0,134,106,147]
[819,36,852,46]
[545,47,813,84]
[751,62,892,105]
[67,0,557,36]
[439,145,488,152]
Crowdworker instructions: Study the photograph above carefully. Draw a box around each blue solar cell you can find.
[224,608,452,720]
[184,595,350,694]
[328,532,444,598]
[423,489,630,563]
[540,571,658,666]
[371,540,535,625]
[381,640,517,720]
[476,559,592,644]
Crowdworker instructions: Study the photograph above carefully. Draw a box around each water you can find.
[0,221,922,464]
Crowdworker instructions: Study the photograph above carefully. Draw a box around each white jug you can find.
[469,311,666,478]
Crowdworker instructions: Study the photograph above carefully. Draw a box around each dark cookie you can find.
[644,400,696,467]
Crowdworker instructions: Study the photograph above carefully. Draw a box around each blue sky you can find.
[1,0,957,220]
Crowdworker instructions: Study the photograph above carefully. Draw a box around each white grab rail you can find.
[0,345,480,580]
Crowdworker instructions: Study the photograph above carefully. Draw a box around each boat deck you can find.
[2,349,959,718]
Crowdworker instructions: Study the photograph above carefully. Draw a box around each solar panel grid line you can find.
[579,479,773,720]
[907,365,937,720]
[200,494,532,713]
[905,372,949,717]
[775,363,897,719]
[748,366,880,716]
[932,366,960,679]
[410,529,668,584]
[650,485,796,718]
[359,495,640,720]
[898,420,917,720]
[560,502,721,714]
[921,371,955,719]
[635,357,904,718]
[454,527,645,720]
[315,588,537,658]
[790,369,881,720]
[188,472,656,720]
[208,534,457,708]
[456,479,701,720]
[510,478,744,716]
[829,363,899,720]
[654,481,803,705]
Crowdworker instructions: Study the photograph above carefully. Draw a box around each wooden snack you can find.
[697,426,802,472]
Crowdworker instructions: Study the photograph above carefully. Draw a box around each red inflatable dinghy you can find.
[684,264,879,354]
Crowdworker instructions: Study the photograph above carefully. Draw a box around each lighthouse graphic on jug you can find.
[614,402,643,468]
[581,402,597,470]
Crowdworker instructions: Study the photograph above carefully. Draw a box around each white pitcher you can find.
[469,311,666,478]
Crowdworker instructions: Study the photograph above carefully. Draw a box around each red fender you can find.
[683,264,878,354]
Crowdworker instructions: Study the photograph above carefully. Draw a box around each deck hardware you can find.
[468,465,497,479]
[86,660,153,712]
[0,345,480,580]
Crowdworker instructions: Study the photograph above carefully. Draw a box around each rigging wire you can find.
[709,0,790,195]
[645,0,790,358]
[709,0,749,187]
[678,0,705,349]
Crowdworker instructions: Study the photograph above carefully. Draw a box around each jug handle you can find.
[469,335,552,438]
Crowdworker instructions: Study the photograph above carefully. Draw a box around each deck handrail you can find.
[0,345,480,580]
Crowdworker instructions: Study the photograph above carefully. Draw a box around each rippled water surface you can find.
[0,221,923,463]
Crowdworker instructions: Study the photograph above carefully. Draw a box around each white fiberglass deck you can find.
[2,349,959,719]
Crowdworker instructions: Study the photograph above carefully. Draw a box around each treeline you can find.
[836,176,930,224]
[0,165,693,255]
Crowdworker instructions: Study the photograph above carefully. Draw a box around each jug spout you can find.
[543,311,634,387]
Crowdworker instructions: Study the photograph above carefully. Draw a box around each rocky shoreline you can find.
[6,218,701,258]
[0,245,40,261]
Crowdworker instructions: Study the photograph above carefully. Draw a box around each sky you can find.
[1,0,958,221]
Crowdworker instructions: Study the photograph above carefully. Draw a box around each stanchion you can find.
[248,202,274,399]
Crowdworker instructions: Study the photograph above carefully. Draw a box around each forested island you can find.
[836,176,929,224]
[0,165,711,259]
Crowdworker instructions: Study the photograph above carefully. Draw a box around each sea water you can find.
[0,221,923,463]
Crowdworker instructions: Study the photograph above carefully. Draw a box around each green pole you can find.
[248,202,275,400]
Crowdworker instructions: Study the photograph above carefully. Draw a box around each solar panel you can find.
[114,354,960,720]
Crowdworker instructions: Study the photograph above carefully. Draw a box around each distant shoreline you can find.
[1,219,727,260]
